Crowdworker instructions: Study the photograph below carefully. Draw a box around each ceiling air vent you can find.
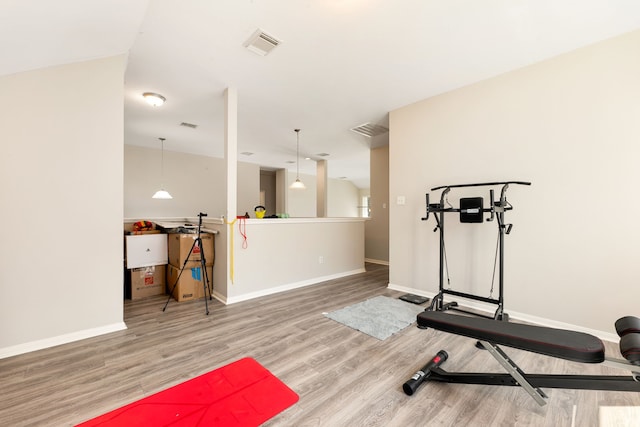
[350,122,388,138]
[244,29,282,56]
[180,122,198,129]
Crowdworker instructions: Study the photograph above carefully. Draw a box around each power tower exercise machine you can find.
[421,181,531,320]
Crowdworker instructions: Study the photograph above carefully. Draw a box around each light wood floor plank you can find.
[1,264,639,426]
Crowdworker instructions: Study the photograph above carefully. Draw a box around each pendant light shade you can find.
[290,129,306,190]
[290,178,306,189]
[152,189,172,199]
[152,137,172,199]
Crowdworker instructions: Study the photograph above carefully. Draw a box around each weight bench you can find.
[403,311,640,406]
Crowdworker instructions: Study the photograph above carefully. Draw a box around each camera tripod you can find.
[163,212,213,315]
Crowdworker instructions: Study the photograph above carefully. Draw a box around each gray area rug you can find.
[324,295,425,340]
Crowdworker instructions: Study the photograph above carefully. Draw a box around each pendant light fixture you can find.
[152,137,173,199]
[290,128,306,189]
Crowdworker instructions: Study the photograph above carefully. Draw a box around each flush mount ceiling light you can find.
[142,92,166,107]
[152,137,172,199]
[290,129,306,190]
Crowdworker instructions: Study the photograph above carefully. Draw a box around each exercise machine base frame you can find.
[406,311,640,406]
[416,348,640,407]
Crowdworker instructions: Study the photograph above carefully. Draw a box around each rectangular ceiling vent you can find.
[244,29,281,56]
[180,122,198,129]
[350,123,389,138]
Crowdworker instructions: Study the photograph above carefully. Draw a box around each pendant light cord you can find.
[295,129,300,179]
[159,137,166,186]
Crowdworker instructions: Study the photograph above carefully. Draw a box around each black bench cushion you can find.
[620,334,640,363]
[417,311,605,364]
[615,316,640,337]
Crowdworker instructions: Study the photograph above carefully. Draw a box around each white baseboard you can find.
[210,290,228,305]
[224,268,366,305]
[364,258,389,266]
[387,283,434,298]
[387,282,618,343]
[0,322,127,360]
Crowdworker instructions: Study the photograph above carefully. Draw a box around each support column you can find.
[317,159,328,217]
[224,87,237,291]
[276,168,287,215]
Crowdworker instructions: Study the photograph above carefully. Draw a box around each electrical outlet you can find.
[319,256,324,264]
[397,196,406,205]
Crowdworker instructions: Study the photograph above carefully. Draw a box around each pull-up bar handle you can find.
[431,181,531,191]
[440,187,451,205]
[421,193,430,221]
[487,189,495,222]
[501,183,510,203]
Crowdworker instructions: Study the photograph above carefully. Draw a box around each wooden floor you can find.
[1,264,639,426]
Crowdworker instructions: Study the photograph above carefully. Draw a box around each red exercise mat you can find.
[77,357,299,426]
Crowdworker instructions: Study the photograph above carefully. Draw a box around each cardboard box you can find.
[166,264,213,302]
[168,233,214,267]
[128,265,166,300]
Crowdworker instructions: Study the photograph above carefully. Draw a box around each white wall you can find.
[124,145,259,219]
[287,172,317,217]
[328,179,359,217]
[237,161,260,217]
[389,30,640,338]
[0,56,127,356]
[366,145,389,263]
[287,171,361,218]
[224,218,365,303]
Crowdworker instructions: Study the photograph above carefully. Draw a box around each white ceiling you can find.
[3,1,640,189]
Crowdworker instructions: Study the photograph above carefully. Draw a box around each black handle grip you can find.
[403,350,448,396]
[487,189,495,222]
[421,193,430,221]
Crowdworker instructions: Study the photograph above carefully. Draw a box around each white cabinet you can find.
[125,234,168,268]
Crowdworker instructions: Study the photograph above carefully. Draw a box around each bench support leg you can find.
[479,340,548,406]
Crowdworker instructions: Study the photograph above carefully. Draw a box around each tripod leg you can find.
[198,241,210,315]
[162,236,199,312]
[163,212,212,316]
[201,253,213,300]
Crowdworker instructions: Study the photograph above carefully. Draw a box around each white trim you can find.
[0,322,127,360]
[124,217,225,226]
[210,290,228,305]
[365,258,389,266]
[387,283,433,298]
[124,217,364,225]
[387,282,618,343]
[225,268,366,304]
[508,310,619,343]
[245,217,366,224]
